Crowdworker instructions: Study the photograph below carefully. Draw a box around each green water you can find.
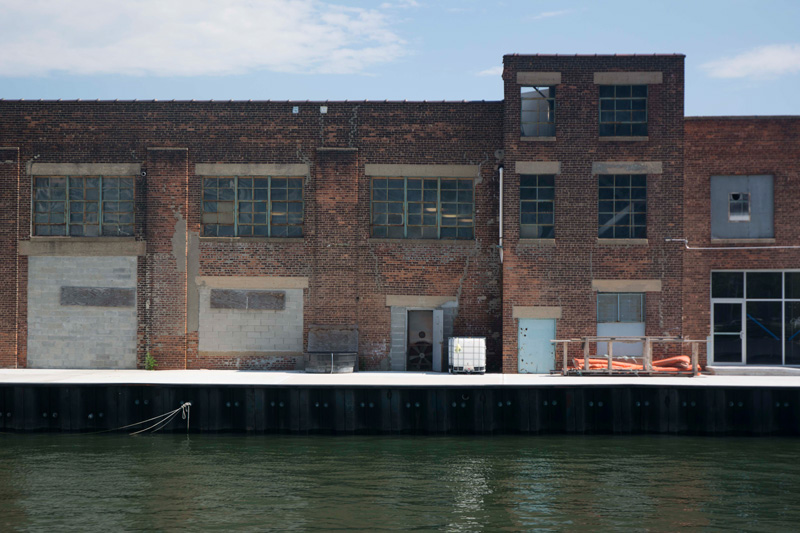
[0,435,798,531]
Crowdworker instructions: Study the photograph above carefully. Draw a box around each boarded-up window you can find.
[60,287,135,307]
[711,175,773,239]
[210,289,285,310]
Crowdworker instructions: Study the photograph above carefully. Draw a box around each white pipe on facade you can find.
[666,238,800,251]
[499,165,504,263]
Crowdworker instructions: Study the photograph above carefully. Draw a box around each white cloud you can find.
[476,66,503,77]
[530,9,574,21]
[702,44,800,79]
[380,0,419,8]
[0,0,407,77]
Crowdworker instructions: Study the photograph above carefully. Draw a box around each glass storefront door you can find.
[711,271,800,366]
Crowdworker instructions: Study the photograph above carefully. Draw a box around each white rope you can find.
[129,402,191,436]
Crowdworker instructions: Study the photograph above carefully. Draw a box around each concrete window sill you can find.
[520,136,556,142]
[21,237,145,256]
[597,238,649,246]
[598,136,649,142]
[369,238,475,246]
[199,237,304,243]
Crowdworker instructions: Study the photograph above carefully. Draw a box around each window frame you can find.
[598,85,648,137]
[370,176,475,240]
[32,175,135,237]
[728,192,751,222]
[520,85,556,137]
[519,174,555,239]
[597,292,645,323]
[201,175,304,238]
[598,174,647,239]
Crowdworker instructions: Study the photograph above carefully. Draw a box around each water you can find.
[0,434,798,531]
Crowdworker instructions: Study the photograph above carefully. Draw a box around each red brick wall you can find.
[683,117,800,364]
[0,101,503,370]
[501,55,686,372]
[0,148,19,366]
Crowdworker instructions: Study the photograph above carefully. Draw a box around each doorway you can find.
[406,310,443,371]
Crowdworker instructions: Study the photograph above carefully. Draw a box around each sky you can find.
[0,0,799,116]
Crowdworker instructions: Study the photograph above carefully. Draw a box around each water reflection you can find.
[0,435,799,531]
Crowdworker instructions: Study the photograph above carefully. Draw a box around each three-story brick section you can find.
[501,55,685,372]
[0,53,797,372]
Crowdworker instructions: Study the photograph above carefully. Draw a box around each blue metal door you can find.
[518,318,556,374]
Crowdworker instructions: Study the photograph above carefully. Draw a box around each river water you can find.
[0,434,798,531]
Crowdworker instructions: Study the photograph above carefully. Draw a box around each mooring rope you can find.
[128,402,191,436]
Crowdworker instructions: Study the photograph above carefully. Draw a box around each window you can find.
[202,176,303,237]
[371,177,474,239]
[599,85,647,136]
[521,86,556,137]
[728,192,750,222]
[711,271,800,365]
[520,175,554,238]
[597,293,644,323]
[598,175,646,239]
[710,175,773,239]
[33,176,134,236]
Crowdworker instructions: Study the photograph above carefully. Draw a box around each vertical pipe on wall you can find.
[499,165,503,264]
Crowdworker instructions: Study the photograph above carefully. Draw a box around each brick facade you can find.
[0,54,797,371]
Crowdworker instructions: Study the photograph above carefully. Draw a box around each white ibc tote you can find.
[448,337,486,374]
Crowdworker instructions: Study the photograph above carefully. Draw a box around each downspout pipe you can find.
[499,165,504,263]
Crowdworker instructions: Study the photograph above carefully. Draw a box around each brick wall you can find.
[0,100,503,370]
[683,117,800,364]
[501,55,686,372]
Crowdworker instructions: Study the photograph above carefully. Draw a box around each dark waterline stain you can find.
[0,434,798,531]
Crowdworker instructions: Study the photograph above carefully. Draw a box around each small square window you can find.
[521,86,556,137]
[728,192,750,222]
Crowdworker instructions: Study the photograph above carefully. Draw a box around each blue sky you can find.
[1,0,799,116]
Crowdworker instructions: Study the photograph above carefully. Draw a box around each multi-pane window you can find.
[202,176,303,237]
[33,176,134,236]
[597,293,644,323]
[521,86,556,137]
[371,177,474,239]
[519,175,555,238]
[599,85,647,136]
[598,175,646,239]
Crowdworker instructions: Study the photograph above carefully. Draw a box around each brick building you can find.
[0,54,797,372]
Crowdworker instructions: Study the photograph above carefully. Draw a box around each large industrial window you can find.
[33,176,135,236]
[202,176,303,237]
[520,174,555,238]
[599,85,647,136]
[598,175,646,239]
[371,177,474,239]
[521,86,556,137]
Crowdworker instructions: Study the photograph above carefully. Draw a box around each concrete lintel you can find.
[593,72,663,85]
[195,163,309,176]
[517,72,562,85]
[592,161,662,174]
[20,239,146,256]
[592,279,662,292]
[386,295,457,308]
[196,276,309,290]
[147,147,188,151]
[515,161,561,175]
[365,164,479,178]
[30,163,141,176]
[513,306,562,319]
